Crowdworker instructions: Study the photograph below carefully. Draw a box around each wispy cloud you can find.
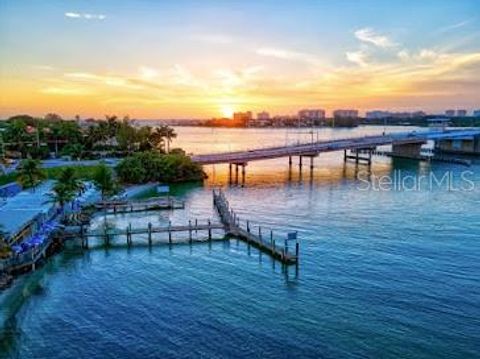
[191,34,233,45]
[354,28,395,48]
[41,86,94,96]
[65,12,106,20]
[346,50,368,67]
[256,47,323,66]
[32,65,55,71]
[438,19,472,33]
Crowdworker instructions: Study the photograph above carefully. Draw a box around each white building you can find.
[456,109,467,117]
[366,111,390,119]
[298,109,326,120]
[257,111,270,121]
[233,111,252,124]
[333,109,359,119]
[445,109,455,117]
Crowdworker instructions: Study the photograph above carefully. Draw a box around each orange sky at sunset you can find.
[1,1,479,119]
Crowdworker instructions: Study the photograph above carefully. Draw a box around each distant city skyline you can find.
[1,0,479,119]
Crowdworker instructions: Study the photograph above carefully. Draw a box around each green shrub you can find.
[116,151,205,184]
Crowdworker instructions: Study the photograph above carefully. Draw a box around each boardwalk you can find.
[95,197,185,214]
[61,220,225,248]
[192,129,480,165]
[213,189,299,264]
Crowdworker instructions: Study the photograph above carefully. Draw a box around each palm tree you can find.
[5,120,30,157]
[49,181,76,212]
[162,125,177,153]
[58,167,83,194]
[65,143,84,160]
[93,164,116,200]
[17,158,45,190]
[149,125,177,153]
[149,127,166,152]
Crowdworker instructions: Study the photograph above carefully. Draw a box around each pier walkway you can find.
[213,189,299,264]
[61,220,225,248]
[94,197,185,214]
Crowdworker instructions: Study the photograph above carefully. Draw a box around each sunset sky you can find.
[1,0,479,119]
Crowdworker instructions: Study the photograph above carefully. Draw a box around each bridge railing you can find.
[193,131,419,159]
[194,129,480,160]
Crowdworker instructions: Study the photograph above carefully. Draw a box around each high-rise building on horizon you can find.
[333,109,359,119]
[233,111,252,126]
[298,109,326,120]
[257,111,270,121]
[445,109,455,117]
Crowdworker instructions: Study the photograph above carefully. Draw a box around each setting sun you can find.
[220,105,234,119]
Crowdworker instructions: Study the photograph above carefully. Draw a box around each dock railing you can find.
[213,189,299,264]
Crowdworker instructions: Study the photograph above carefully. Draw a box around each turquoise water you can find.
[1,127,479,358]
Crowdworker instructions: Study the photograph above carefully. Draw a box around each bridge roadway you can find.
[192,129,480,165]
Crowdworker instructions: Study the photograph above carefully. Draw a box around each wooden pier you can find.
[61,220,225,248]
[213,189,299,265]
[94,197,185,214]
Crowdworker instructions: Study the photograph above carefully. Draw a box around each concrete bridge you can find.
[192,129,480,181]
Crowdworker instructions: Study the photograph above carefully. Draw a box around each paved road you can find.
[192,129,480,165]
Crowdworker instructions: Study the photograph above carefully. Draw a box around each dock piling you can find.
[208,219,212,240]
[189,220,192,243]
[148,222,152,245]
[168,221,172,244]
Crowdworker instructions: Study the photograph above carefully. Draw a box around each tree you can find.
[93,164,116,200]
[49,181,75,211]
[148,125,176,153]
[58,167,83,194]
[136,126,153,151]
[116,117,137,152]
[4,119,31,157]
[116,151,205,184]
[61,143,85,160]
[17,158,45,190]
[162,125,177,153]
[116,156,146,183]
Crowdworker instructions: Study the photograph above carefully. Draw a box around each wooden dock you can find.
[61,220,225,248]
[213,189,299,264]
[94,197,185,214]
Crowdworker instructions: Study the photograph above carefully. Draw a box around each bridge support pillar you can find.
[228,163,232,183]
[345,148,374,167]
[392,141,425,158]
[299,156,303,169]
[310,156,314,170]
[241,163,246,184]
[235,164,239,183]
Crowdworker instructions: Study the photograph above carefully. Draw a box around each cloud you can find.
[346,51,368,67]
[438,19,472,33]
[256,47,322,65]
[191,34,233,45]
[41,86,94,96]
[397,48,439,62]
[139,66,159,80]
[65,12,106,20]
[32,65,55,71]
[354,28,395,48]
